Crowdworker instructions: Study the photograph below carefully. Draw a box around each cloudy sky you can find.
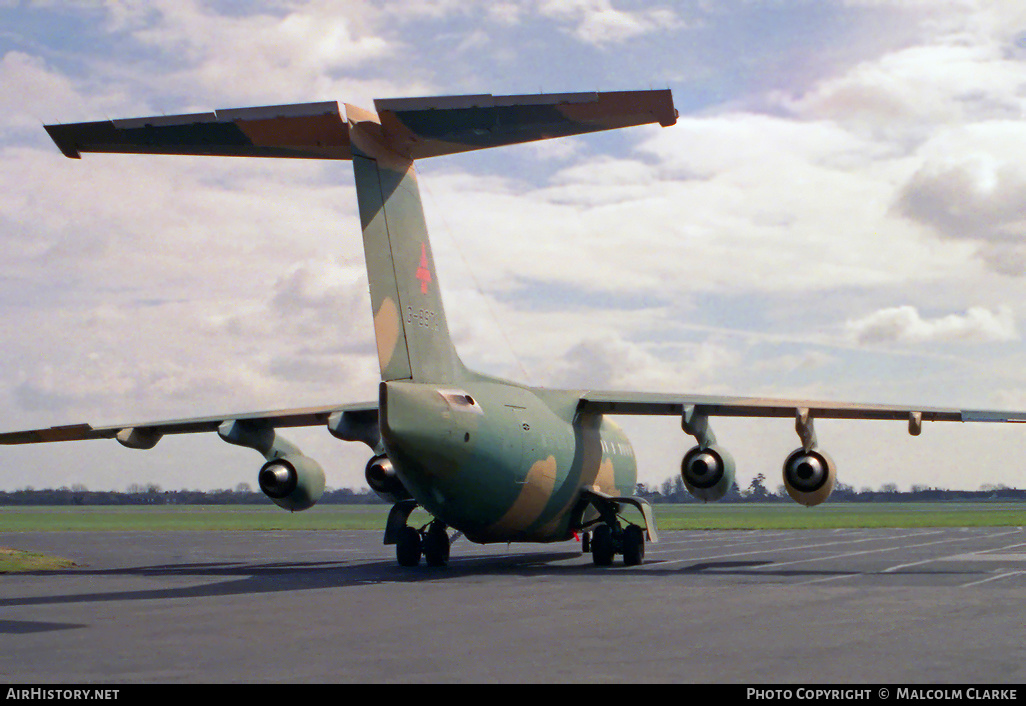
[2,0,1026,495]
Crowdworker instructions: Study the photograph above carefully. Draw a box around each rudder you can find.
[350,144,464,383]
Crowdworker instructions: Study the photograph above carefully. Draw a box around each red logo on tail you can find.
[415,243,432,294]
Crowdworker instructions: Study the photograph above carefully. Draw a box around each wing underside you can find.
[0,402,377,447]
[577,390,1026,427]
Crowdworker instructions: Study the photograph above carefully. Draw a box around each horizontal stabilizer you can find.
[45,102,351,160]
[373,89,677,159]
[44,90,677,161]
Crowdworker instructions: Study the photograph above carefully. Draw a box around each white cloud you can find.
[89,0,429,108]
[0,50,141,132]
[751,350,838,374]
[842,1,1026,47]
[785,35,1025,141]
[536,0,682,46]
[845,305,1018,345]
[538,334,741,392]
[894,122,1026,273]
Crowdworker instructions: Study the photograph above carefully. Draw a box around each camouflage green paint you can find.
[349,150,464,382]
[380,380,637,542]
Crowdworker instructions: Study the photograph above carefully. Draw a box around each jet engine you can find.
[365,454,411,503]
[782,448,836,507]
[681,444,736,501]
[258,453,325,511]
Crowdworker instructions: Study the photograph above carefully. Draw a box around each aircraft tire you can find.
[396,526,422,567]
[591,524,614,566]
[622,525,645,567]
[423,523,450,567]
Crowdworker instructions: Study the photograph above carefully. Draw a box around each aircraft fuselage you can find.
[380,379,637,543]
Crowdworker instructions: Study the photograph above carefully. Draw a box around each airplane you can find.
[4,88,1026,568]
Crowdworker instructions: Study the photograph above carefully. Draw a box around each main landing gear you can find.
[573,489,654,568]
[396,519,451,567]
[583,521,646,567]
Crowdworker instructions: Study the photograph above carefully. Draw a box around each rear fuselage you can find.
[380,378,637,543]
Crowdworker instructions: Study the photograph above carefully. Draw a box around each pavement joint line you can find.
[882,529,1025,573]
[793,572,862,586]
[948,553,1026,561]
[761,529,1023,572]
[648,531,793,549]
[652,529,943,567]
[752,535,962,570]
[959,570,1026,588]
[646,532,824,554]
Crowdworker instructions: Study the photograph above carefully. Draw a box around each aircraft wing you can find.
[0,401,377,447]
[577,390,1026,430]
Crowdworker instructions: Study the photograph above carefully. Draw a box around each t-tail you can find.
[45,90,678,384]
[346,103,463,384]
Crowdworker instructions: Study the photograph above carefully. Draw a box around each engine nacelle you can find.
[365,454,411,503]
[782,448,836,507]
[258,453,325,511]
[681,444,736,502]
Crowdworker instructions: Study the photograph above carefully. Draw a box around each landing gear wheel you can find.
[423,522,450,567]
[591,524,615,566]
[581,531,591,554]
[396,525,422,567]
[622,524,645,567]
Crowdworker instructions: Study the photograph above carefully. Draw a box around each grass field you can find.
[1,502,1024,533]
[650,502,1026,529]
[0,547,77,573]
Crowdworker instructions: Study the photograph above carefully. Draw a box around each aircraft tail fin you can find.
[350,141,465,383]
[44,90,677,385]
[344,90,676,384]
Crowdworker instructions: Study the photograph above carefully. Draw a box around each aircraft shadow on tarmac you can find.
[0,618,89,635]
[0,551,590,607]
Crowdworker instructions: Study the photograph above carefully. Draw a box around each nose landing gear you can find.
[395,519,451,567]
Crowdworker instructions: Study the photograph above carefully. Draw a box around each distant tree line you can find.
[1,476,1024,506]
[0,483,387,506]
[637,474,1026,503]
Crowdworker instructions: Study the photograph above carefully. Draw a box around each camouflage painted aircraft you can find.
[4,89,1026,567]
